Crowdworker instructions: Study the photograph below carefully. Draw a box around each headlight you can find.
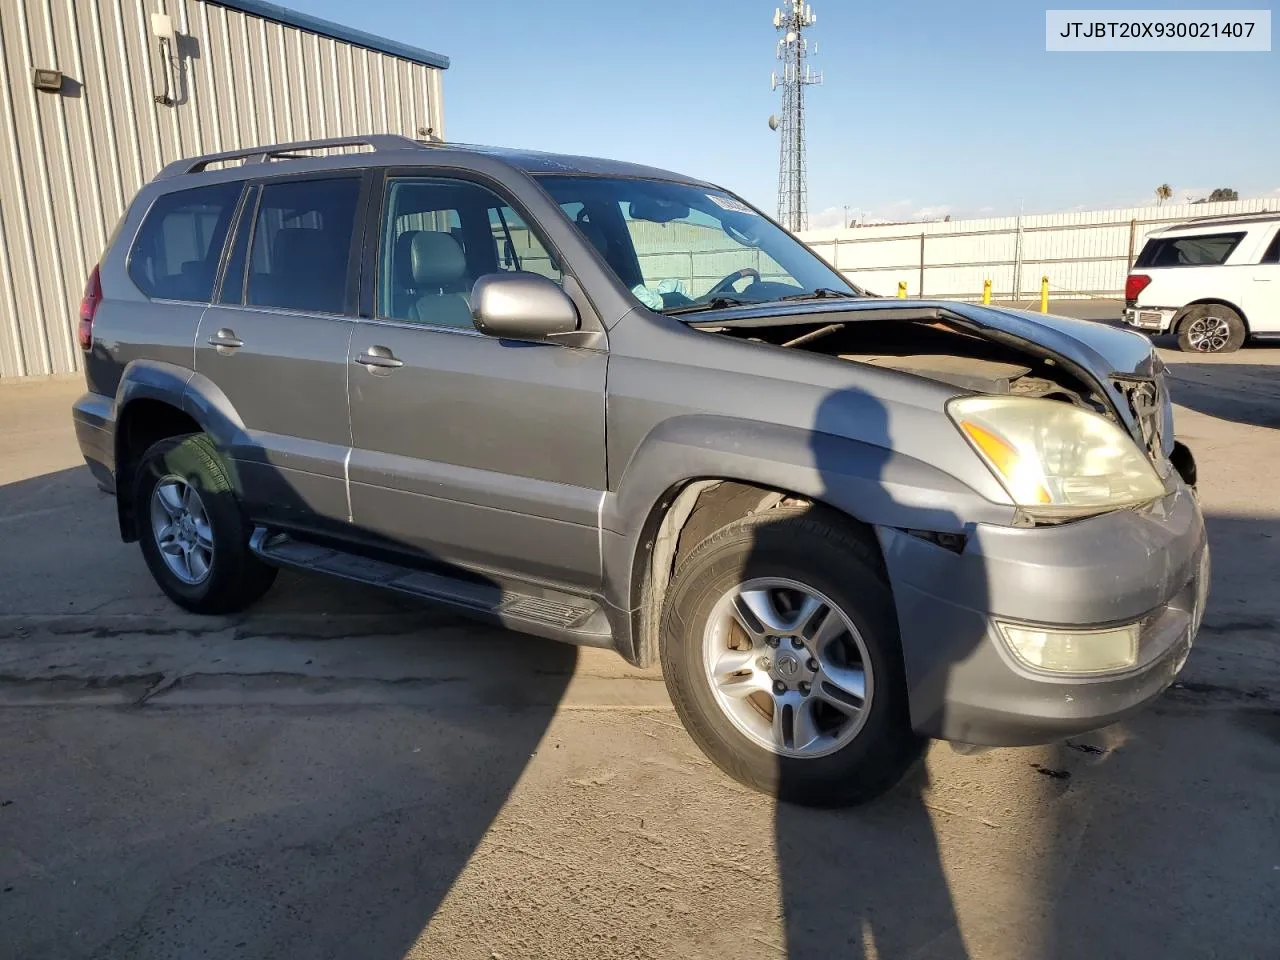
[948,395,1166,513]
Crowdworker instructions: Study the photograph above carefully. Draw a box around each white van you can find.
[1123,213,1280,352]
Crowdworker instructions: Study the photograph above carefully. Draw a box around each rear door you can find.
[195,173,367,531]
[1243,226,1280,334]
[345,172,607,588]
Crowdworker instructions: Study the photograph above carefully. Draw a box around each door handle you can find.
[355,345,404,371]
[207,328,244,352]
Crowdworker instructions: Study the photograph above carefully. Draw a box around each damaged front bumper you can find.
[877,479,1208,746]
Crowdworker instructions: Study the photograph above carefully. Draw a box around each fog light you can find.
[995,620,1139,674]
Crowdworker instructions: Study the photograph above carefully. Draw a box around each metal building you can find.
[0,0,448,378]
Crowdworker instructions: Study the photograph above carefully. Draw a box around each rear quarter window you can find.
[1261,229,1280,265]
[127,182,242,301]
[1135,232,1246,268]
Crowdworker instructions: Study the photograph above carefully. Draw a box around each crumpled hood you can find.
[685,296,1171,456]
[942,302,1159,378]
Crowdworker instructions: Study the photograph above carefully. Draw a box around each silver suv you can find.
[73,135,1208,805]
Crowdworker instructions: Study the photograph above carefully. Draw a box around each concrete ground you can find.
[1,343,1278,960]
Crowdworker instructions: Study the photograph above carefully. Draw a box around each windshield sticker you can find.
[708,193,759,216]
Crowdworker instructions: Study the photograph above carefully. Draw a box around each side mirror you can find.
[470,273,579,340]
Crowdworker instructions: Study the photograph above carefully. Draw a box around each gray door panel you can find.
[347,322,607,587]
[195,304,353,523]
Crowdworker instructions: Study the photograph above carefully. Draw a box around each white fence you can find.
[798,198,1275,301]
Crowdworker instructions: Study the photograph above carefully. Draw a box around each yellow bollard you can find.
[897,280,907,299]
[1040,276,1049,314]
[982,279,992,305]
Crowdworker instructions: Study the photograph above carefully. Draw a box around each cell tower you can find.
[769,1,821,232]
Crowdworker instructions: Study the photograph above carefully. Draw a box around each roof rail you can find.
[155,134,428,180]
[1182,210,1274,224]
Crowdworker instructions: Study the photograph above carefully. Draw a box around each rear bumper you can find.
[1123,306,1177,332]
[878,481,1208,746]
[72,391,116,492]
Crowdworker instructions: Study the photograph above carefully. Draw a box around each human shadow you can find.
[0,459,578,960]
[742,371,984,957]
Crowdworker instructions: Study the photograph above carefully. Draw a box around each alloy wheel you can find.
[701,577,874,758]
[150,476,214,585]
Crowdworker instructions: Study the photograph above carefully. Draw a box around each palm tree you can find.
[1155,184,1173,207]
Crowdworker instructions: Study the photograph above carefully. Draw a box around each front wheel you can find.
[660,507,925,807]
[1177,304,1246,353]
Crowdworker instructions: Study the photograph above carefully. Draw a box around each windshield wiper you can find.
[772,288,860,303]
[663,297,751,316]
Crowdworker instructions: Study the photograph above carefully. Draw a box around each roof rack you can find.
[155,135,431,180]
[1181,211,1274,225]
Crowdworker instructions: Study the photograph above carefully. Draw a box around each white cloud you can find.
[911,204,953,221]
[807,206,849,230]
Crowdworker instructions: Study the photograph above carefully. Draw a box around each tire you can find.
[660,506,925,807]
[134,433,277,614]
[1176,304,1246,353]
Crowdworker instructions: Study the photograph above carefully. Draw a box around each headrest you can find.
[394,230,422,286]
[411,231,467,287]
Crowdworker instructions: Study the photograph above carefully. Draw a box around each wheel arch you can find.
[112,361,248,541]
[1173,298,1250,334]
[602,414,1000,667]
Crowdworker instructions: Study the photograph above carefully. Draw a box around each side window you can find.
[378,177,561,328]
[1261,229,1280,265]
[128,182,241,302]
[246,177,360,314]
[1134,232,1246,268]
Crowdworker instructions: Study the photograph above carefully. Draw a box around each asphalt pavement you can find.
[0,344,1277,960]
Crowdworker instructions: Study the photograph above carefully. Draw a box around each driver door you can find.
[346,173,608,589]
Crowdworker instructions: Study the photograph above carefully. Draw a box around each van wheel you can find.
[660,507,925,807]
[134,433,277,614]
[1177,305,1245,353]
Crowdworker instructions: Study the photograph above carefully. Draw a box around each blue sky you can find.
[292,0,1278,225]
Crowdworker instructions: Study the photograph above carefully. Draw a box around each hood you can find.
[685,297,1172,459]
[685,297,1158,378]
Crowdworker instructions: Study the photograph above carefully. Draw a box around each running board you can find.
[248,529,613,649]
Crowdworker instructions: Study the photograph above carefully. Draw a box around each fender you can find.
[598,413,1015,662]
[604,413,1010,538]
[112,360,256,540]
[113,359,252,466]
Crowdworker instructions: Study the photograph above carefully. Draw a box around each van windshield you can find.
[535,175,858,314]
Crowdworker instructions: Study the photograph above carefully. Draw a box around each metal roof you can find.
[209,0,449,69]
[451,144,709,184]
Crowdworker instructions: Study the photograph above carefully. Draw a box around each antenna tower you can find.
[770,1,820,232]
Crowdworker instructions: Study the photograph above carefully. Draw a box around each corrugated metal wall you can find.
[0,0,444,377]
[800,198,1275,301]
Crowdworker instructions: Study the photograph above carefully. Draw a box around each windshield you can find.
[535,175,857,313]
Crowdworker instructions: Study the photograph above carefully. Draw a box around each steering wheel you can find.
[705,267,760,298]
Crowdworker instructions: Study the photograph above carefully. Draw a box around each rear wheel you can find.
[1177,304,1245,353]
[660,507,924,807]
[134,433,277,614]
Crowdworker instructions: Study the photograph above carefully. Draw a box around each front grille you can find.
[1113,375,1166,462]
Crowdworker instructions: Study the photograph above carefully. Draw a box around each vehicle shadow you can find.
[1161,360,1280,429]
[760,382,983,958]
[0,463,579,960]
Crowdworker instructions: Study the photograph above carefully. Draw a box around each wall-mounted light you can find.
[32,68,63,93]
[150,11,176,106]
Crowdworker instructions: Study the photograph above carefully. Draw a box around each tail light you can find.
[1124,274,1152,302]
[78,264,101,351]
